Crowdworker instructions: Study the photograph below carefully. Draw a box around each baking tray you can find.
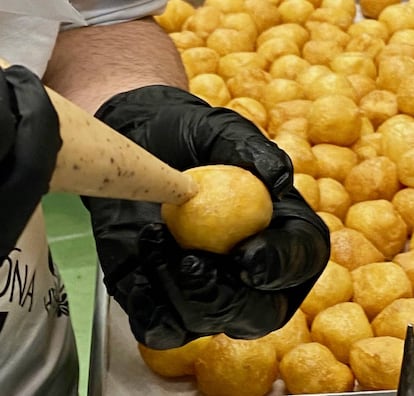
[86,265,398,396]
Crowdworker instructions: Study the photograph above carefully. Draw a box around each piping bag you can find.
[0,57,198,205]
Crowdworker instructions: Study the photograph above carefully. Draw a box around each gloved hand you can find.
[83,85,330,349]
[0,65,61,257]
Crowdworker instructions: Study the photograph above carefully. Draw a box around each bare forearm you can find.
[43,17,188,114]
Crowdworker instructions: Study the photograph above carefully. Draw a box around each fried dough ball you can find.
[379,114,414,164]
[359,116,376,136]
[181,47,219,78]
[306,21,351,47]
[243,0,281,34]
[302,39,344,66]
[272,134,319,177]
[350,336,404,390]
[345,199,408,259]
[182,6,222,39]
[329,227,385,271]
[372,298,414,339]
[218,52,268,81]
[305,72,357,101]
[392,188,414,234]
[278,0,315,25]
[301,261,353,322]
[225,97,268,130]
[346,34,386,60]
[194,333,278,396]
[321,0,356,17]
[311,302,373,364]
[189,73,231,107]
[346,74,377,104]
[347,19,390,41]
[397,148,414,187]
[351,262,412,320]
[393,250,414,289]
[220,12,258,43]
[226,68,271,101]
[269,54,310,80]
[267,309,311,360]
[378,3,414,34]
[267,100,312,131]
[389,28,414,46]
[204,0,245,13]
[329,52,376,79]
[344,156,400,203]
[397,75,414,116]
[280,342,354,394]
[307,7,353,30]
[169,31,204,52]
[311,144,358,183]
[294,173,320,211]
[257,37,300,64]
[376,42,414,63]
[296,64,332,89]
[317,178,351,221]
[206,28,254,56]
[307,95,361,146]
[359,89,398,128]
[359,0,401,20]
[138,336,213,377]
[154,0,195,33]
[377,55,414,93]
[257,23,309,49]
[316,211,344,233]
[262,79,305,110]
[274,117,309,140]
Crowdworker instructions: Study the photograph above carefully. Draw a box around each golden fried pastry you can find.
[194,333,278,396]
[267,100,312,131]
[346,74,377,104]
[351,261,412,319]
[346,34,386,60]
[269,54,310,80]
[377,55,414,93]
[390,28,414,46]
[329,227,385,270]
[378,3,414,34]
[350,336,404,390]
[330,51,376,79]
[278,0,315,25]
[307,95,361,146]
[243,0,281,34]
[169,31,204,52]
[272,134,319,177]
[280,342,354,394]
[397,148,414,187]
[262,79,305,110]
[306,21,350,47]
[273,117,309,140]
[343,156,401,203]
[218,52,267,81]
[138,336,213,377]
[311,144,358,183]
[206,28,254,56]
[204,0,245,13]
[345,199,408,259]
[317,177,351,220]
[180,47,219,78]
[154,0,195,33]
[257,37,300,64]
[347,19,390,41]
[301,261,354,323]
[307,7,353,30]
[294,173,320,211]
[392,188,414,234]
[316,211,344,233]
[359,0,401,19]
[311,302,373,363]
[397,75,414,116]
[182,6,222,39]
[372,298,414,339]
[257,23,309,49]
[321,0,356,18]
[305,72,357,101]
[189,73,231,107]
[267,309,311,360]
[302,39,344,66]
[219,12,258,43]
[393,250,414,289]
[225,97,268,130]
[379,114,414,164]
[225,68,271,101]
[359,89,398,127]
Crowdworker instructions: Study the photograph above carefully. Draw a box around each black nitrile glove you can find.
[83,85,330,349]
[0,65,61,257]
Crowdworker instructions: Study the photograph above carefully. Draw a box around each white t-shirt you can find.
[0,1,167,394]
